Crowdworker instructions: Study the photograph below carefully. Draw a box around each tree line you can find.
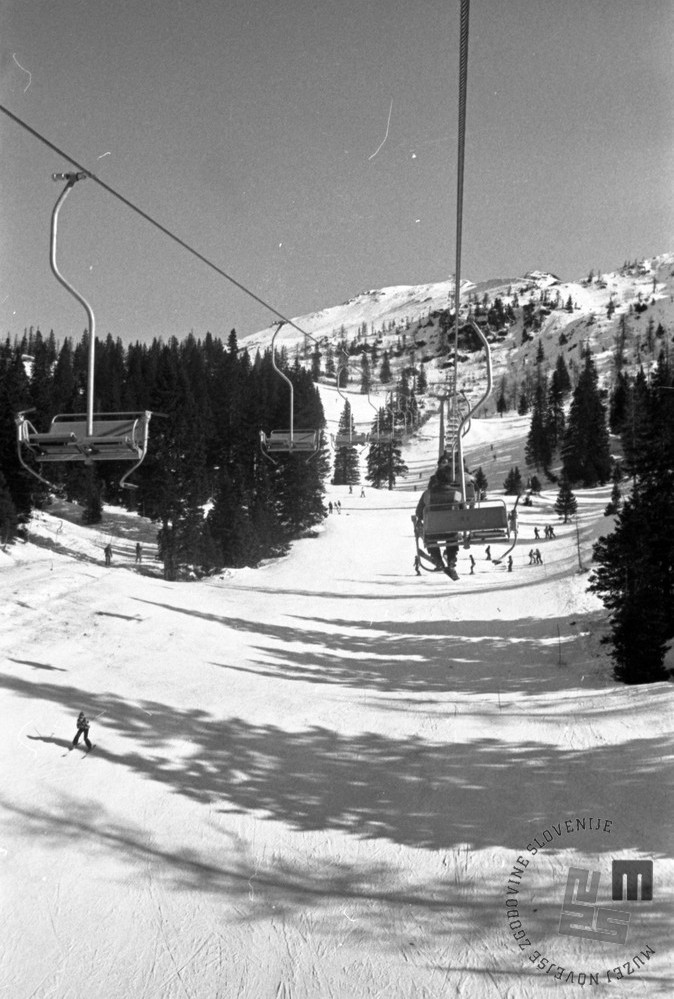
[521,344,673,683]
[0,328,327,578]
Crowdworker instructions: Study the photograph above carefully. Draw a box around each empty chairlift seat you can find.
[260,429,321,455]
[18,411,151,463]
[333,431,369,447]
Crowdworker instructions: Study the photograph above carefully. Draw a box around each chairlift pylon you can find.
[259,321,322,463]
[16,172,154,491]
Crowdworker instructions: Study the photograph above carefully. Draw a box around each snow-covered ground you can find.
[1,416,673,998]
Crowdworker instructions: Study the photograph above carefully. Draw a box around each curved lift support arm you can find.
[51,173,96,436]
[261,321,323,463]
[270,321,296,440]
[15,410,57,490]
[455,318,492,502]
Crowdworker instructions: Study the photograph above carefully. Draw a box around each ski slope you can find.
[1,416,672,998]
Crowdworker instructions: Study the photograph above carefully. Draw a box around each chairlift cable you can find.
[450,0,470,472]
[0,104,312,340]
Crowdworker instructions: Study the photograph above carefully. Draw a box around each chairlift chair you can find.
[414,320,519,568]
[332,352,370,448]
[259,321,322,464]
[16,172,154,490]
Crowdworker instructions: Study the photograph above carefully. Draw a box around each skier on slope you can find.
[414,454,462,577]
[72,711,93,750]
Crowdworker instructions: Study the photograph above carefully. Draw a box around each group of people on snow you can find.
[102,541,143,567]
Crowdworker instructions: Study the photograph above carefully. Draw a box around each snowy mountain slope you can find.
[2,416,672,998]
[240,253,674,410]
[242,279,475,352]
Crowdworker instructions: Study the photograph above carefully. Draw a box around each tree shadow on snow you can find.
[2,790,672,977]
[3,672,671,860]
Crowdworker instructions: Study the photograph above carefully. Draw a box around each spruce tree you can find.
[379,351,392,384]
[544,369,566,455]
[589,351,673,681]
[554,475,577,522]
[473,466,488,499]
[590,489,672,683]
[608,370,630,435]
[561,350,611,486]
[0,469,18,545]
[604,469,622,516]
[360,353,372,394]
[525,381,552,470]
[366,409,407,489]
[496,379,508,415]
[553,353,571,395]
[503,466,523,495]
[332,402,360,486]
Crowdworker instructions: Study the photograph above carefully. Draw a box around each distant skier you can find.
[535,548,543,564]
[469,554,475,575]
[534,526,540,540]
[360,487,366,498]
[485,545,491,561]
[414,555,421,576]
[72,711,92,750]
[135,542,143,563]
[328,501,333,514]
[104,543,112,566]
[507,555,513,572]
[528,549,535,564]
[548,524,556,539]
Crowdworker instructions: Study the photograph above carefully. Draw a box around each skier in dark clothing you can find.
[104,543,112,566]
[72,711,92,750]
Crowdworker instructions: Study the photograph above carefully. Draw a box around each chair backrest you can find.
[334,432,368,447]
[266,430,319,452]
[49,416,142,441]
[423,502,508,540]
[26,412,150,462]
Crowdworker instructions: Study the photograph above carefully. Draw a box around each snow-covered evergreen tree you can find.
[553,475,577,522]
[561,350,611,487]
[590,353,674,683]
[366,409,407,489]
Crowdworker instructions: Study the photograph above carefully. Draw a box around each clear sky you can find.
[1,0,672,345]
